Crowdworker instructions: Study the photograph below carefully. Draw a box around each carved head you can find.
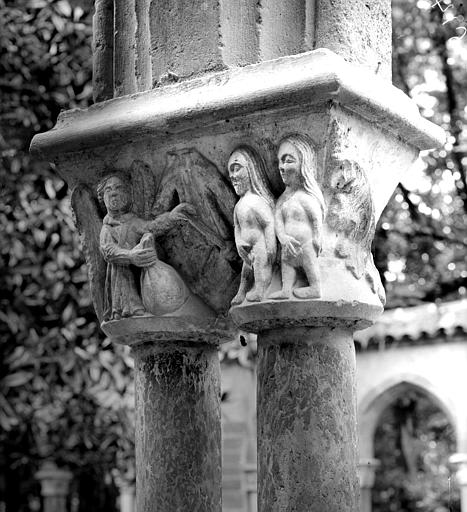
[278,134,325,211]
[97,174,132,214]
[228,147,274,206]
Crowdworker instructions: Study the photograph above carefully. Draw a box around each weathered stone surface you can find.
[133,342,221,512]
[258,0,306,60]
[92,0,114,102]
[35,462,72,512]
[114,0,137,96]
[219,0,259,66]
[257,327,359,511]
[149,0,223,83]
[315,0,392,79]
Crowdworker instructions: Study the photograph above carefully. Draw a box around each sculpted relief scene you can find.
[71,128,385,330]
[228,131,385,313]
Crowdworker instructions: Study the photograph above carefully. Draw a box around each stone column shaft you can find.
[358,458,380,512]
[257,327,359,511]
[133,342,221,512]
[35,462,72,512]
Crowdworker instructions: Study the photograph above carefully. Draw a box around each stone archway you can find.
[358,378,458,512]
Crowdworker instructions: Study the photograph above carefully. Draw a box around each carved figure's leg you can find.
[270,257,295,300]
[231,263,252,305]
[246,249,271,302]
[294,246,321,299]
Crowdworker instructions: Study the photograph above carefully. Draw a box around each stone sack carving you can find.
[270,134,325,300]
[97,173,194,321]
[228,146,276,305]
[72,152,241,323]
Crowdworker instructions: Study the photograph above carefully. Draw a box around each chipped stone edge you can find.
[102,314,235,346]
[30,49,445,160]
[229,299,383,334]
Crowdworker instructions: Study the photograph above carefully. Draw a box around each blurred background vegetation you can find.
[0,0,466,510]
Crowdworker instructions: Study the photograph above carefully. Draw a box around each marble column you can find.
[257,327,358,510]
[450,453,467,512]
[35,461,72,512]
[31,2,444,511]
[358,458,381,512]
[133,342,221,511]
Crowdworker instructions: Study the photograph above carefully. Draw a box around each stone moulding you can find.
[30,49,444,161]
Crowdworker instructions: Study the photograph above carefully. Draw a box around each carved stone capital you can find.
[35,461,72,498]
[31,49,444,339]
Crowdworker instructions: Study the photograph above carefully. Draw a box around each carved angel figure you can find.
[97,173,192,321]
[270,134,325,300]
[228,147,276,305]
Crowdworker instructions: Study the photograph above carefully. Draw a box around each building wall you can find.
[221,338,467,512]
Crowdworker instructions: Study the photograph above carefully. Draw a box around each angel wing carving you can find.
[153,148,240,313]
[130,160,157,220]
[71,184,106,324]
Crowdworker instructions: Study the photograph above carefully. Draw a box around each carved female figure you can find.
[98,173,190,320]
[228,147,276,304]
[270,135,325,300]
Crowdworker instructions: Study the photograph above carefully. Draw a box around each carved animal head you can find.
[333,159,360,193]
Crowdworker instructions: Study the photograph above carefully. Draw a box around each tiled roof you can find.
[355,299,467,349]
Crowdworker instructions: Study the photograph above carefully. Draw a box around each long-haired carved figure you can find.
[228,146,276,304]
[270,134,326,300]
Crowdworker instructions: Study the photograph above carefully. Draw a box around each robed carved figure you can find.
[97,174,193,320]
[71,154,240,324]
[228,147,276,305]
[270,134,326,300]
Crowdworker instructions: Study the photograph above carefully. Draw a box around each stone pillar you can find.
[358,458,380,512]
[119,486,135,512]
[35,461,72,512]
[31,2,444,512]
[243,462,257,512]
[257,327,358,510]
[450,453,467,512]
[133,341,221,511]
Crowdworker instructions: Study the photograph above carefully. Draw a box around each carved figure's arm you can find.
[234,208,250,263]
[147,212,177,236]
[100,226,133,264]
[300,196,324,236]
[274,197,287,245]
[275,195,301,258]
[253,204,276,262]
[299,196,324,253]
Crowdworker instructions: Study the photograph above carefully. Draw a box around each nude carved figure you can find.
[228,147,276,305]
[270,135,325,300]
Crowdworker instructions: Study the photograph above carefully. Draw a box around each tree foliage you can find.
[0,1,133,509]
[376,0,467,308]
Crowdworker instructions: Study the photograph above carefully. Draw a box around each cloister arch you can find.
[358,376,457,460]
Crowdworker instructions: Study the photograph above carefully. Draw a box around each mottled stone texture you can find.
[257,327,359,512]
[149,0,223,83]
[43,497,67,512]
[133,343,221,512]
[315,0,392,79]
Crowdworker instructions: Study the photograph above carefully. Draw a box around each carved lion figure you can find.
[327,159,375,278]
